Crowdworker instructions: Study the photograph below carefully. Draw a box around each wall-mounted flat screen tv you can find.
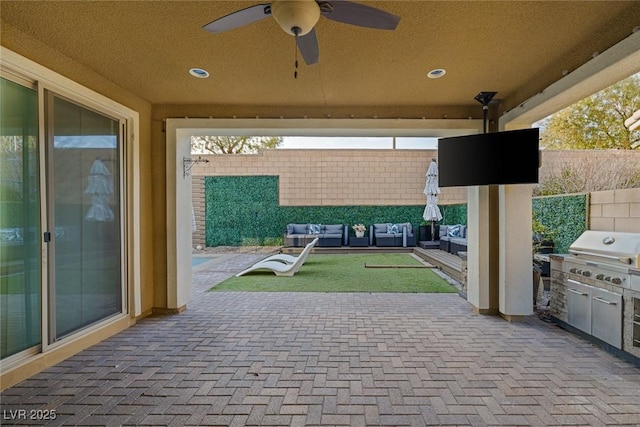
[437,128,540,187]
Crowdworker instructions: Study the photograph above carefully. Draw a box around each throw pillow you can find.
[447,224,461,237]
[387,223,399,234]
[309,224,321,234]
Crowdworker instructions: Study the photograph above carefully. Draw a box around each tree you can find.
[191,136,282,154]
[538,73,640,150]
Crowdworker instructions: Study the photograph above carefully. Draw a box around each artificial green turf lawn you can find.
[209,253,458,293]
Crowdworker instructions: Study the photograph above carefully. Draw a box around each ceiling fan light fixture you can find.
[271,0,320,36]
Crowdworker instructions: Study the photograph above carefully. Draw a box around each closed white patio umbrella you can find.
[85,158,114,222]
[423,159,443,241]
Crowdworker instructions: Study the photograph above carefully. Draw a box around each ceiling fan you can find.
[202,0,400,66]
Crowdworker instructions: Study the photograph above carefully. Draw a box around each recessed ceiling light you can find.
[189,68,210,78]
[427,68,446,79]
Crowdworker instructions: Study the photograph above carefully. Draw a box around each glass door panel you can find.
[0,77,41,359]
[49,95,122,340]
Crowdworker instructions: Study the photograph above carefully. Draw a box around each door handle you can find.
[593,296,616,305]
[568,288,587,296]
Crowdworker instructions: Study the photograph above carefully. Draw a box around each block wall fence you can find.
[191,149,640,247]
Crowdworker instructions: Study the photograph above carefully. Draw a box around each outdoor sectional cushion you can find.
[287,223,309,234]
[285,223,345,247]
[323,224,343,234]
[372,222,415,247]
[439,224,468,253]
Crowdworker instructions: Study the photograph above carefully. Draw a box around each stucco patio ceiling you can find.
[2,1,640,120]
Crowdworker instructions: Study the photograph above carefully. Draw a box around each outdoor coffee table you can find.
[350,236,368,247]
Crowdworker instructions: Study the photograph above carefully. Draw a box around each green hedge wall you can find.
[533,193,587,254]
[204,176,464,246]
[205,176,585,251]
[205,176,281,246]
[439,204,467,226]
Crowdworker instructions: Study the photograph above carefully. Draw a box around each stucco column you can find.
[498,184,533,321]
[466,186,499,314]
[164,122,192,313]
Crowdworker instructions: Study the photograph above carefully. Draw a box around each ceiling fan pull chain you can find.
[294,29,300,79]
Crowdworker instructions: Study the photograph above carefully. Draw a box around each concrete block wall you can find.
[192,149,467,206]
[191,149,468,247]
[589,187,640,233]
[191,148,640,247]
[191,176,206,247]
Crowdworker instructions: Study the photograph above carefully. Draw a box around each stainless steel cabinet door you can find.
[591,287,623,349]
[567,279,592,334]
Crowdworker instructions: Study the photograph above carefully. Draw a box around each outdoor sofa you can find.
[370,222,416,247]
[284,223,347,247]
[439,224,468,254]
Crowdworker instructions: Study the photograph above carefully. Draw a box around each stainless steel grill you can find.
[564,230,640,291]
[568,230,640,269]
[559,230,640,352]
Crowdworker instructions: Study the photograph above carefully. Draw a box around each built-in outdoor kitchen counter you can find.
[549,231,640,365]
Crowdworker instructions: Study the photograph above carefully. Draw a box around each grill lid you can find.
[568,230,640,268]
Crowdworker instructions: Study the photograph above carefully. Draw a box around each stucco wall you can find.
[1,29,155,389]
[1,26,155,314]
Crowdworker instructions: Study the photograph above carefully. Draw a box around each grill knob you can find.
[596,273,605,280]
[582,270,591,277]
[569,268,578,274]
[604,276,612,282]
[576,270,583,275]
[611,277,623,285]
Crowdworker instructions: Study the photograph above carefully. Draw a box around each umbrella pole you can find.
[430,220,435,241]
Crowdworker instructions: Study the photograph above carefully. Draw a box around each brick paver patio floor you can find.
[2,253,640,426]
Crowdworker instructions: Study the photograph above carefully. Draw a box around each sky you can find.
[277,136,439,150]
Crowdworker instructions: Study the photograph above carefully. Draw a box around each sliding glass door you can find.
[0,78,41,359]
[1,74,125,361]
[48,94,123,341]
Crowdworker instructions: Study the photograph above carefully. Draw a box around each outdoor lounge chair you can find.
[235,238,317,277]
[260,238,318,265]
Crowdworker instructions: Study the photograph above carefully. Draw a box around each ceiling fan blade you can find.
[320,0,400,30]
[202,4,272,34]
[297,28,320,65]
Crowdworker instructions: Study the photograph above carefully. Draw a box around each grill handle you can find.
[568,249,632,265]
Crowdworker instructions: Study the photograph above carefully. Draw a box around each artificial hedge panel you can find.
[439,204,467,226]
[205,176,585,250]
[533,193,587,254]
[204,176,460,246]
[205,176,281,246]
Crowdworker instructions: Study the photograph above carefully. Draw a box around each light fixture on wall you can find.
[183,156,209,178]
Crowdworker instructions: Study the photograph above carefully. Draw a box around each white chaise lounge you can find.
[260,238,318,265]
[235,238,318,277]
